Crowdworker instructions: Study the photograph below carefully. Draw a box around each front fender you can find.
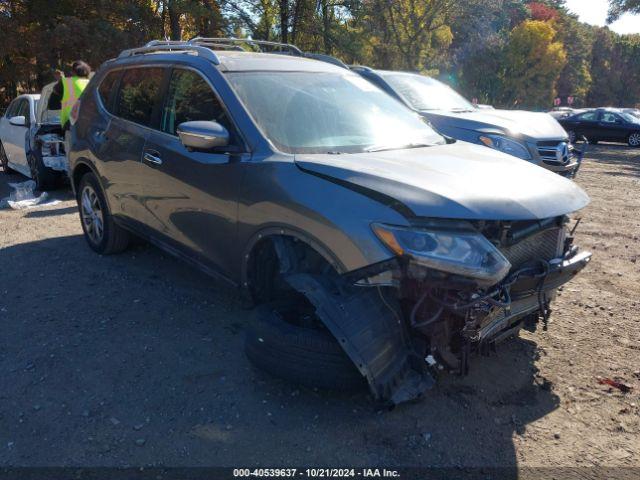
[237,157,409,283]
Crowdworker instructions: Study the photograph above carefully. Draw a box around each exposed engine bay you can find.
[35,124,67,172]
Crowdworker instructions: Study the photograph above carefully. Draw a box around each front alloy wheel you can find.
[0,142,11,173]
[629,132,640,147]
[80,185,104,245]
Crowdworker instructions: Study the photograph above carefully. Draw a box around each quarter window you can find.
[161,69,233,138]
[116,68,164,126]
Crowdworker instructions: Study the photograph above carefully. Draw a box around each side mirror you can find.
[177,121,229,150]
[9,115,26,127]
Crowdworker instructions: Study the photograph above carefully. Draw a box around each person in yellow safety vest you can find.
[48,60,91,130]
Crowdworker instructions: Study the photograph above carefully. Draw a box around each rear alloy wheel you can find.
[0,142,12,174]
[78,172,130,254]
[628,132,640,147]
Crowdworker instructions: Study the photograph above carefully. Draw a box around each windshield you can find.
[380,72,476,113]
[621,112,639,123]
[226,71,444,154]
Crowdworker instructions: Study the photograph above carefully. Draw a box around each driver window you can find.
[161,69,234,142]
[16,100,30,125]
[5,100,18,118]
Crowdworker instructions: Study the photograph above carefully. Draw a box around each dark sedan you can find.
[559,108,640,147]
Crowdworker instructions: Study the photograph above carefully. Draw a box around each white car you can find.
[0,84,67,190]
[0,94,39,177]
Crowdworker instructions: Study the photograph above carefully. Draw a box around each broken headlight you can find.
[478,134,531,160]
[372,224,511,286]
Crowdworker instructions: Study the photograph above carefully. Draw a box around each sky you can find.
[564,0,640,34]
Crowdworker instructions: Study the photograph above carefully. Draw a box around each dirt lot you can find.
[0,146,638,470]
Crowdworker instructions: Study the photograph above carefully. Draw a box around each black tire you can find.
[77,172,130,254]
[567,130,576,143]
[0,142,13,174]
[628,132,640,148]
[27,151,58,191]
[245,302,366,391]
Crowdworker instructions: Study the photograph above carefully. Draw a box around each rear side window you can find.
[115,68,164,126]
[161,69,233,137]
[576,112,597,121]
[98,70,120,112]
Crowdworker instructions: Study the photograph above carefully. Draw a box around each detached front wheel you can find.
[245,301,366,392]
[77,172,130,254]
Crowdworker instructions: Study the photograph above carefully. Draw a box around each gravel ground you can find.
[0,145,638,470]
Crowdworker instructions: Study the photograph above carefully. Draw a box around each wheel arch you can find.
[241,226,347,303]
[71,159,99,196]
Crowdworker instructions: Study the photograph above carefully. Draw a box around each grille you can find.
[500,228,563,270]
[537,141,570,165]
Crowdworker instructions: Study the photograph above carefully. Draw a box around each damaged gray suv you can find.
[69,39,592,405]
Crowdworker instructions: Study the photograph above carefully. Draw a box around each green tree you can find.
[608,0,640,21]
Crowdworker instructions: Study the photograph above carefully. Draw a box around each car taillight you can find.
[70,100,81,126]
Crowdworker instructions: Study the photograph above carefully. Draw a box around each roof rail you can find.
[190,37,304,55]
[117,42,220,64]
[119,38,348,69]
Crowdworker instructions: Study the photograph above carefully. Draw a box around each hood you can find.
[424,109,568,141]
[295,142,589,221]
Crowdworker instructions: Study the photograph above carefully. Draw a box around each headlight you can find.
[479,134,531,160]
[372,223,511,286]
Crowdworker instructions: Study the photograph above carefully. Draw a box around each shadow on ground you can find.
[0,233,559,470]
[585,144,640,178]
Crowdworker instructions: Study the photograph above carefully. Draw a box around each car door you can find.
[598,112,627,143]
[97,66,167,227]
[4,98,31,174]
[0,99,19,163]
[570,111,600,141]
[141,67,249,278]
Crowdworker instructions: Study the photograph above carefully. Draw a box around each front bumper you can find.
[478,250,591,344]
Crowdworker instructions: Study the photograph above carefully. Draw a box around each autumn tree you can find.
[500,20,567,108]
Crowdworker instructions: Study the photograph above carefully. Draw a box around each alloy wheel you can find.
[567,131,576,143]
[80,185,104,244]
[629,133,640,147]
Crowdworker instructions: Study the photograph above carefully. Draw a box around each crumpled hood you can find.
[425,109,568,140]
[295,142,589,221]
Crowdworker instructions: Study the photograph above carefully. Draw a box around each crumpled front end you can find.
[324,215,591,404]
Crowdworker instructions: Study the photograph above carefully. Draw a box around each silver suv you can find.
[69,39,591,405]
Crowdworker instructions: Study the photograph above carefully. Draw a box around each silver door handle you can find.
[144,152,162,165]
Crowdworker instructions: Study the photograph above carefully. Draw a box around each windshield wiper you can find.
[450,108,475,113]
[364,142,435,153]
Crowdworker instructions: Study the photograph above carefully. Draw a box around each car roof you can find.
[111,49,349,75]
[213,51,348,73]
